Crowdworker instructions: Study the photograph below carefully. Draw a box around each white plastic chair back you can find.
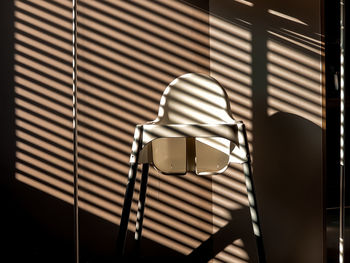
[140,73,236,175]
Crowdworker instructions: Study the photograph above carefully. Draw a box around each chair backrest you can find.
[155,73,234,125]
[142,73,236,175]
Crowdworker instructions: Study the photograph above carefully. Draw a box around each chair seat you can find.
[138,122,249,175]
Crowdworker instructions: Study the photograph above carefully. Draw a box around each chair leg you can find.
[243,161,265,263]
[237,123,265,262]
[116,127,142,256]
[116,162,139,256]
[135,164,149,242]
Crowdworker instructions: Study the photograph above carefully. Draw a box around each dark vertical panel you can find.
[0,0,16,260]
[324,0,340,262]
[344,0,350,261]
[325,0,350,262]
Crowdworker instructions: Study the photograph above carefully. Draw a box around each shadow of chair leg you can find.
[187,207,258,263]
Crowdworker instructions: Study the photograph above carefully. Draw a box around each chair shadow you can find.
[116,206,257,263]
[187,207,258,263]
[255,112,322,263]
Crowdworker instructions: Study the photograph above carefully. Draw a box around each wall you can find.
[1,2,75,262]
[2,0,325,262]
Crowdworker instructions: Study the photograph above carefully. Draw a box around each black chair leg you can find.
[239,123,265,263]
[243,161,266,263]
[116,127,142,256]
[135,164,149,242]
[116,163,138,256]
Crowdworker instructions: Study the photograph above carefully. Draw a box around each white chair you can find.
[116,73,265,262]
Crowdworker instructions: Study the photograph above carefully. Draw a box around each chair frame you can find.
[116,122,265,262]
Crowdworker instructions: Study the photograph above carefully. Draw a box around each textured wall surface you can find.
[6,0,324,262]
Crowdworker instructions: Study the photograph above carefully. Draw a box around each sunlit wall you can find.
[13,0,325,262]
